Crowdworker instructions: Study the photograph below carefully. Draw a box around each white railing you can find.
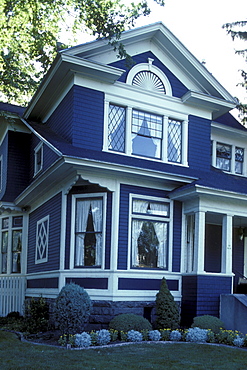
[0,276,26,316]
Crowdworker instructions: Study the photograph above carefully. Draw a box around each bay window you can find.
[131,197,170,269]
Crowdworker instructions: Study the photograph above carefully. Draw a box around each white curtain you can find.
[132,200,149,266]
[149,202,167,268]
[91,199,103,266]
[75,200,91,266]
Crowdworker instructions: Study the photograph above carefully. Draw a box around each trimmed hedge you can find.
[109,313,152,332]
[191,315,225,334]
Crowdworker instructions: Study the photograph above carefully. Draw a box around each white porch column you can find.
[193,210,205,273]
[221,214,233,274]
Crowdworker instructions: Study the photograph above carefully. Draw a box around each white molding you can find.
[35,215,49,264]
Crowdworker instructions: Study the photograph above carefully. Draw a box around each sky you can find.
[133,0,246,105]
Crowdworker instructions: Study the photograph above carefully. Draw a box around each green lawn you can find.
[1,331,247,370]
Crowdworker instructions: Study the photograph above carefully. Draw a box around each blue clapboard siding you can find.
[65,185,112,270]
[27,278,59,289]
[118,184,169,270]
[47,85,104,151]
[181,275,232,326]
[188,115,211,170]
[118,278,179,291]
[172,201,182,272]
[205,224,222,273]
[27,192,62,273]
[110,51,188,98]
[66,277,108,289]
[2,131,31,202]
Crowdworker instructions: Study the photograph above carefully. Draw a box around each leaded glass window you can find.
[132,110,163,159]
[168,119,182,163]
[235,147,244,174]
[108,104,126,152]
[131,198,169,269]
[216,143,231,172]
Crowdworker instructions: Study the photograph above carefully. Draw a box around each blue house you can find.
[0,22,247,327]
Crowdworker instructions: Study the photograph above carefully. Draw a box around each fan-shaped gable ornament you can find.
[132,71,166,94]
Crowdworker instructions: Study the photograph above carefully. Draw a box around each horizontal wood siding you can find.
[47,87,74,142]
[72,85,104,150]
[205,224,222,273]
[118,184,168,270]
[172,201,182,272]
[66,277,108,289]
[3,131,31,202]
[27,192,62,273]
[188,115,211,170]
[110,51,188,98]
[118,278,179,291]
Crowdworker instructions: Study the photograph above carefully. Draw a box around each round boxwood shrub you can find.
[109,313,152,332]
[191,315,225,334]
[54,283,92,335]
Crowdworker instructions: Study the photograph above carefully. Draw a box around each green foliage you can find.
[223,20,247,125]
[109,313,152,332]
[24,296,49,333]
[54,283,92,335]
[216,328,240,345]
[0,0,164,104]
[155,277,180,330]
[191,315,225,334]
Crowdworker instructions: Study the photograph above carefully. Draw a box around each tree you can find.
[0,0,164,105]
[155,277,180,329]
[223,21,247,125]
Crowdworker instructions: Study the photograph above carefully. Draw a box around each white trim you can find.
[0,155,3,192]
[126,62,172,96]
[70,193,107,270]
[35,215,49,264]
[59,191,67,272]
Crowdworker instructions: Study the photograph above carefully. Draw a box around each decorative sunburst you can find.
[132,71,166,93]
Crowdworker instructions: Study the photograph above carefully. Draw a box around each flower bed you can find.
[58,327,247,349]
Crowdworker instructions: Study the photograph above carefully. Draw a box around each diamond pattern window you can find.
[235,147,244,174]
[108,105,126,152]
[168,119,182,163]
[36,216,49,263]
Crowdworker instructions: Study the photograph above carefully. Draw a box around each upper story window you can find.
[213,141,245,175]
[107,104,186,165]
[130,196,170,270]
[34,142,43,176]
[72,193,106,269]
[1,216,23,274]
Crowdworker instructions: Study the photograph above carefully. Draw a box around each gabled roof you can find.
[24,22,237,122]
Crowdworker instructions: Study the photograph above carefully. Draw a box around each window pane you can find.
[12,230,22,273]
[2,218,9,229]
[216,143,231,171]
[108,105,126,152]
[132,110,162,159]
[1,231,8,273]
[13,216,23,228]
[133,199,169,217]
[132,220,168,269]
[168,119,182,163]
[75,198,103,267]
[235,147,244,174]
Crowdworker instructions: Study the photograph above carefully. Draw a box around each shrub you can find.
[170,330,182,341]
[159,328,171,341]
[109,313,152,332]
[191,315,225,334]
[185,327,208,343]
[127,330,143,342]
[233,335,244,347]
[75,332,92,348]
[149,330,161,341]
[97,329,111,345]
[54,283,92,335]
[216,329,239,345]
[24,296,49,333]
[155,278,180,329]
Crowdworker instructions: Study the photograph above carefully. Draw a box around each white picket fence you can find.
[0,276,26,316]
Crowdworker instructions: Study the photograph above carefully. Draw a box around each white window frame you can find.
[104,97,188,166]
[70,193,107,270]
[128,194,173,271]
[35,215,49,264]
[0,215,23,274]
[212,139,246,176]
[34,142,43,176]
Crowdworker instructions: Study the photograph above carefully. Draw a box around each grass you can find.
[1,331,247,369]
